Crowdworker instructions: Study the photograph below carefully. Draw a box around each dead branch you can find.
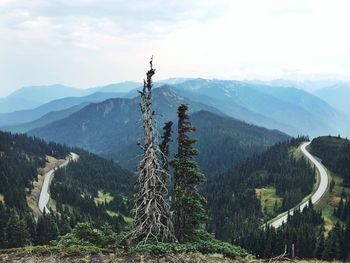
[130,57,175,244]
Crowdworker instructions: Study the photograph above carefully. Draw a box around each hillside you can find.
[3,79,349,138]
[309,136,350,229]
[310,136,350,186]
[28,88,289,176]
[1,103,89,133]
[28,87,217,159]
[0,92,126,128]
[202,137,350,260]
[0,131,135,249]
[203,137,315,240]
[191,111,289,175]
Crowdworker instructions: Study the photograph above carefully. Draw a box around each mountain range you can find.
[3,79,350,138]
[1,78,349,174]
[0,92,126,129]
[28,87,288,175]
[0,82,141,113]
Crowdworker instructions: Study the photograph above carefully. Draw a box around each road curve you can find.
[38,152,79,214]
[269,141,329,228]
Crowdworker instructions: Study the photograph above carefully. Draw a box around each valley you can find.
[1,1,350,261]
[1,79,350,262]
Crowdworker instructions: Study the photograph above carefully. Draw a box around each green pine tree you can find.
[36,211,60,245]
[5,210,29,248]
[0,202,7,248]
[172,104,208,242]
[314,226,325,259]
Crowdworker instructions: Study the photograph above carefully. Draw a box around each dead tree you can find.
[267,245,296,263]
[131,58,174,244]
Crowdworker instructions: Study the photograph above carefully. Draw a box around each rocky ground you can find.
[0,253,247,263]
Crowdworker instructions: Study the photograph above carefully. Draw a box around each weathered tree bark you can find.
[131,58,174,244]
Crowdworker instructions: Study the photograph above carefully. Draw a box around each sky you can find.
[0,0,350,97]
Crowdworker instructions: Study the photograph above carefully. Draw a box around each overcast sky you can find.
[0,0,350,97]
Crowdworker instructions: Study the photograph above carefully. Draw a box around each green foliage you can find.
[172,104,208,243]
[0,130,133,249]
[132,231,251,259]
[235,203,324,259]
[36,211,60,245]
[5,210,30,248]
[0,131,70,210]
[53,222,117,250]
[50,150,134,230]
[310,136,350,186]
[204,136,314,241]
[192,110,289,176]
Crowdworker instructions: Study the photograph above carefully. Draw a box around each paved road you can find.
[269,141,329,228]
[38,152,79,214]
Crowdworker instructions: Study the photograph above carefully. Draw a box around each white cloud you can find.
[0,0,350,97]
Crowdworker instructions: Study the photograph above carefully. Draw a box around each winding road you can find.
[38,152,79,214]
[269,141,329,228]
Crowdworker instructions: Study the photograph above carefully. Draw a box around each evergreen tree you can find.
[24,213,36,243]
[159,121,173,173]
[172,104,207,242]
[314,226,325,259]
[36,211,60,245]
[5,210,29,248]
[0,202,7,248]
[345,217,350,260]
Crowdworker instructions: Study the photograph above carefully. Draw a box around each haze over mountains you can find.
[1,78,350,260]
[0,82,141,113]
[1,78,350,172]
[314,84,350,116]
[28,87,288,174]
[28,87,285,174]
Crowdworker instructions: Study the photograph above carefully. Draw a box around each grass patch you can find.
[289,146,303,159]
[48,198,57,212]
[123,216,133,224]
[315,170,350,233]
[255,186,282,220]
[94,191,113,205]
[106,210,133,224]
[106,210,119,217]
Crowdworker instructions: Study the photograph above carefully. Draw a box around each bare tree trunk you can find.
[131,58,174,244]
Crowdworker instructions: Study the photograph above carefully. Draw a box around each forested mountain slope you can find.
[191,111,289,175]
[0,92,126,128]
[309,136,350,226]
[310,136,350,186]
[29,88,289,176]
[28,87,219,160]
[201,136,350,260]
[0,131,69,210]
[0,131,135,249]
[203,137,315,240]
[1,103,89,133]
